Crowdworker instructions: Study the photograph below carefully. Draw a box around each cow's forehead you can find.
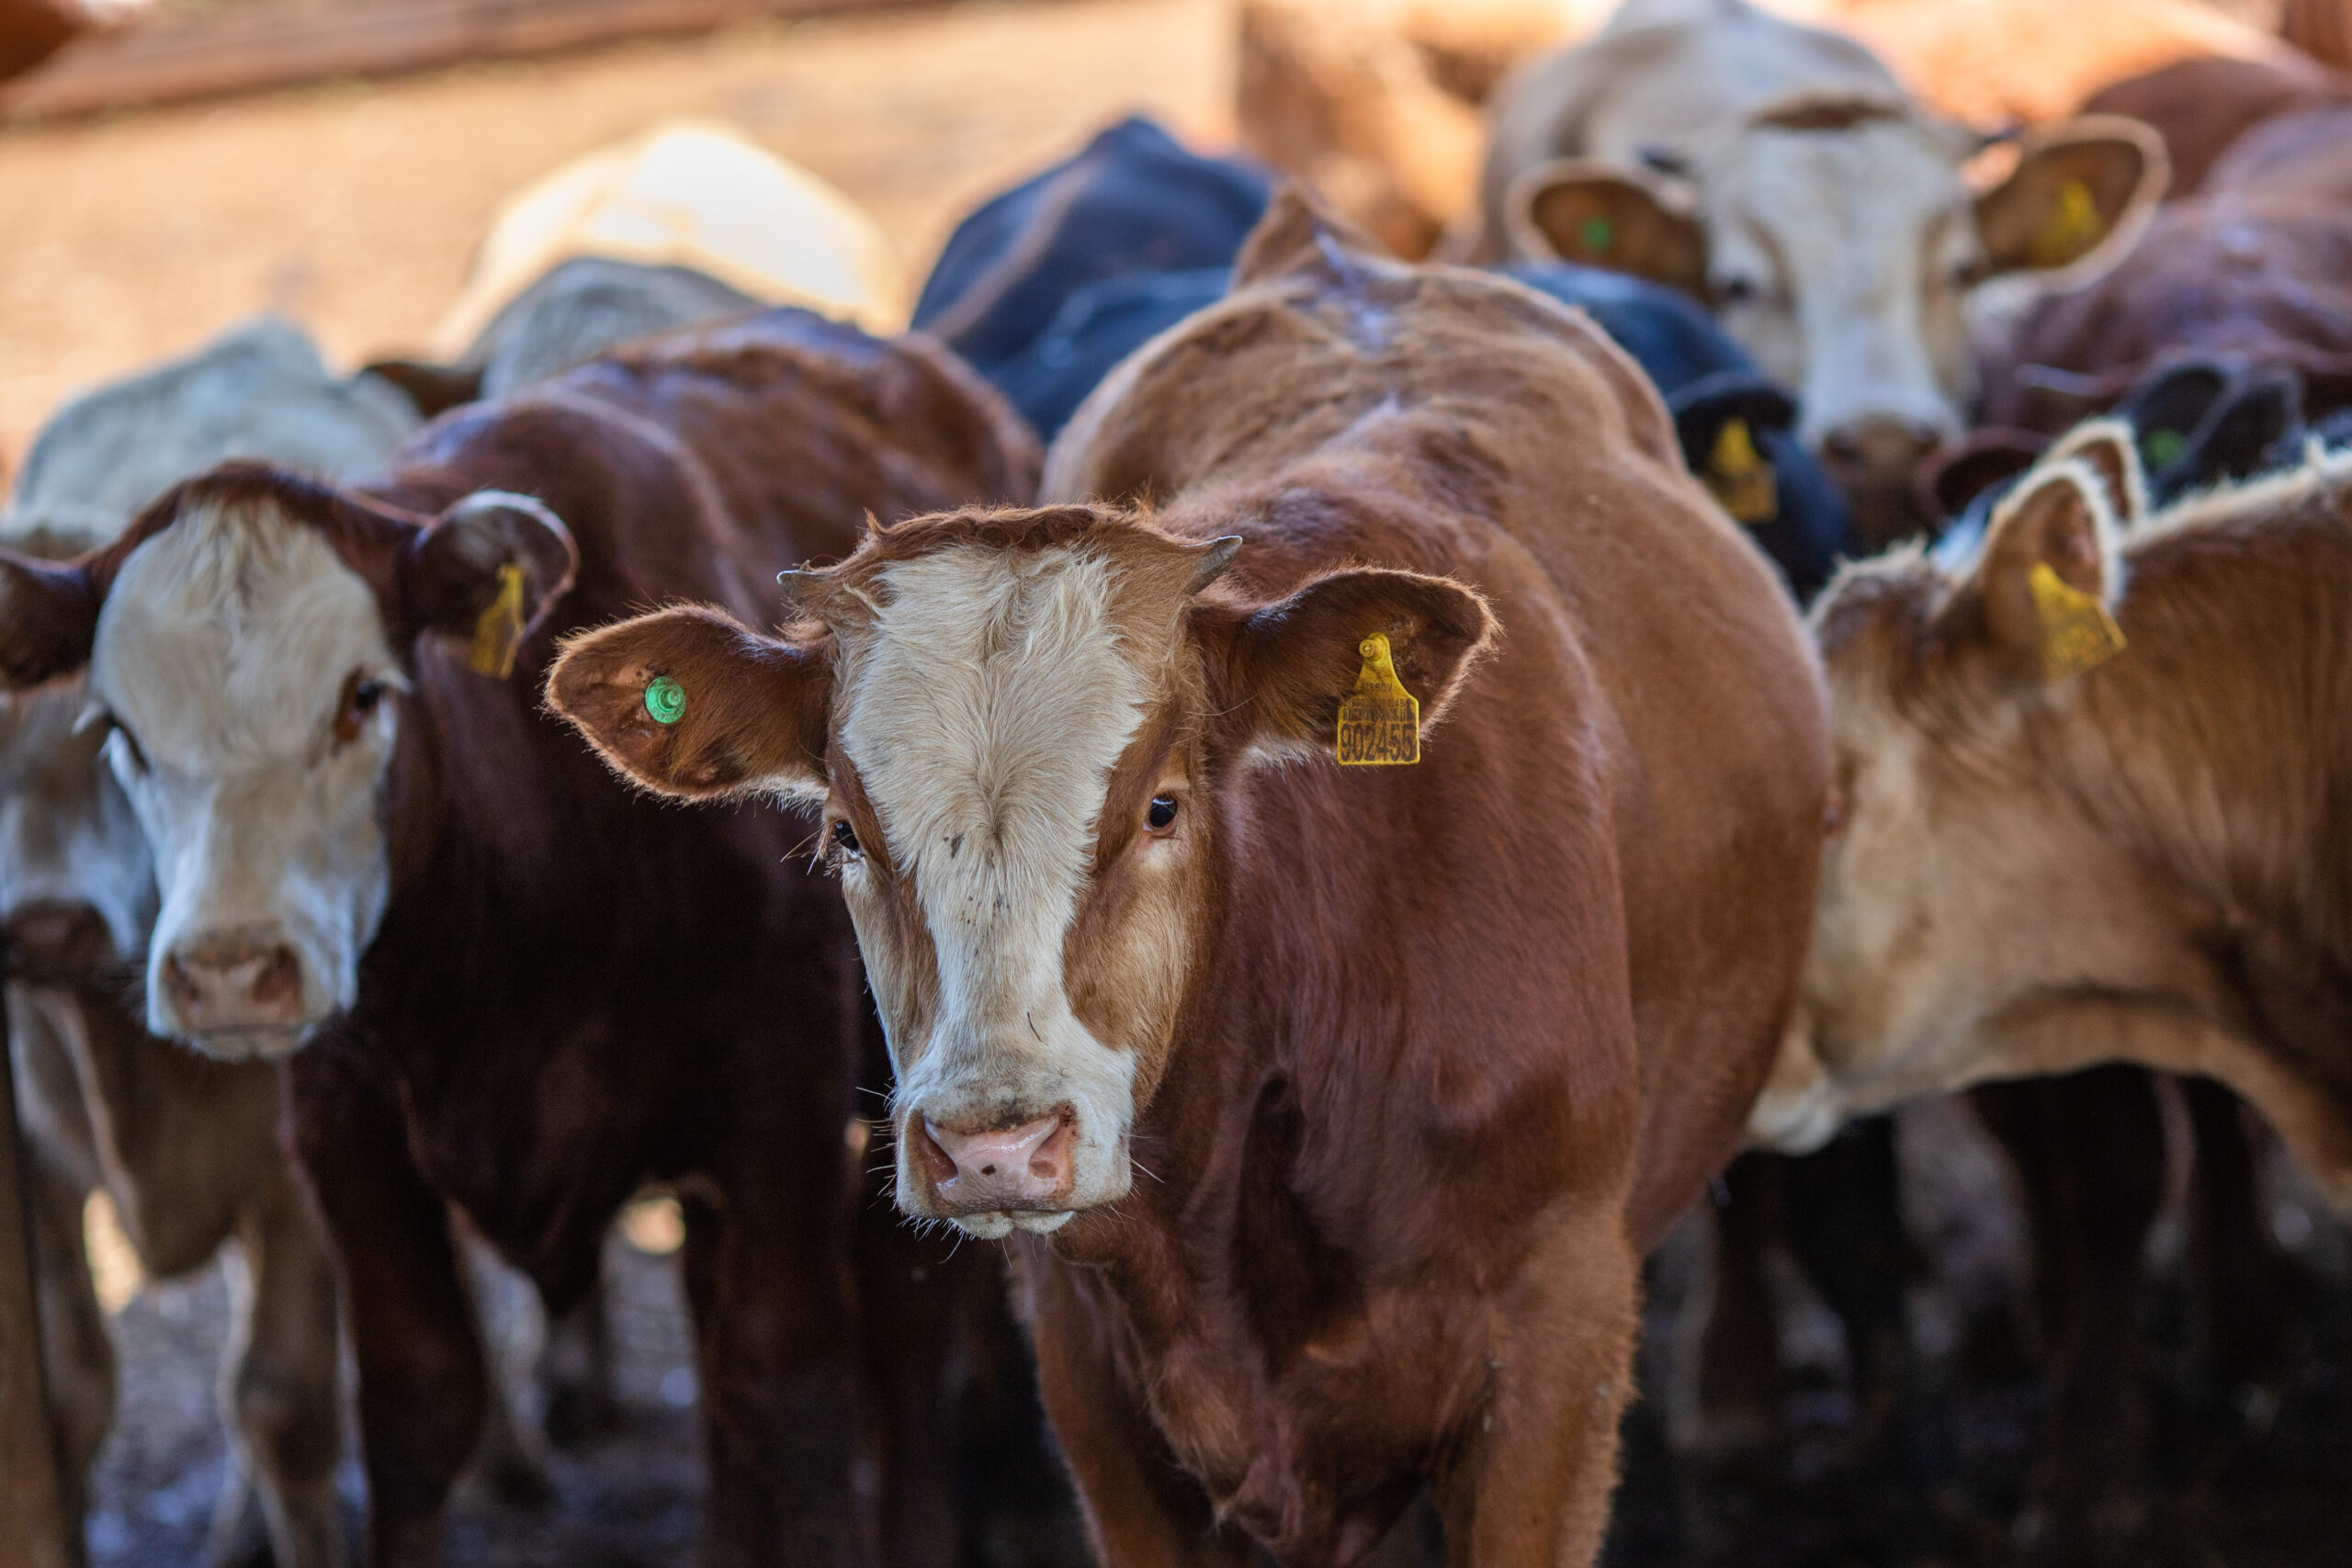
[92,498,393,770]
[837,543,1157,895]
[1715,121,1968,259]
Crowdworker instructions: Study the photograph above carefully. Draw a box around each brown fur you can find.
[0,308,1043,1567]
[1795,440,2352,1210]
[551,195,1828,1566]
[2206,100,2352,204]
[1980,195,2352,432]
[2080,54,2350,197]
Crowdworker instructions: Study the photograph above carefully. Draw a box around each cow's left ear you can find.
[1508,159,1709,297]
[546,604,834,804]
[403,491,580,679]
[1201,568,1498,766]
[1964,458,2125,684]
[1976,117,2167,276]
[0,551,100,692]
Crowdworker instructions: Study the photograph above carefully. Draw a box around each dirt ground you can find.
[0,0,1238,470]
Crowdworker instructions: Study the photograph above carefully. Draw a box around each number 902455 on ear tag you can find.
[1336,633,1419,766]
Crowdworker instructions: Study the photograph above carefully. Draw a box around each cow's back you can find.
[1049,232,1828,1241]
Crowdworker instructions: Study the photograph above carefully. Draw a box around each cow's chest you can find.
[1075,1242,1493,1563]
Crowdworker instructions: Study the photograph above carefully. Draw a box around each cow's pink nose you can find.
[163,936,305,1034]
[921,1115,1073,1212]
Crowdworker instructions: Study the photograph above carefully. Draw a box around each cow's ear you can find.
[1977,117,2166,276]
[0,551,100,692]
[360,358,484,421]
[1965,459,2125,684]
[2041,417,2147,529]
[1508,159,1709,297]
[546,604,833,804]
[1201,568,1498,766]
[404,491,580,680]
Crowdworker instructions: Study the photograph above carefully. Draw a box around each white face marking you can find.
[91,499,402,1058]
[835,544,1154,1235]
[1702,120,1979,448]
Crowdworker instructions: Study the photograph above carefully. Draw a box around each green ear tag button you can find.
[1578,215,1613,254]
[644,676,685,726]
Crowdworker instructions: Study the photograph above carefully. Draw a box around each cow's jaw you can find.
[833,542,1172,1237]
[92,497,401,1059]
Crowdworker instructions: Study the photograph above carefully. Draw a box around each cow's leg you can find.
[1777,1116,1913,1450]
[25,1156,108,1568]
[1684,1153,1783,1459]
[1021,1248,1259,1568]
[2180,1077,2293,1412]
[288,1048,487,1568]
[218,1172,347,1568]
[854,1178,964,1568]
[1435,1200,1639,1568]
[1972,1067,2165,1555]
[681,1175,870,1566]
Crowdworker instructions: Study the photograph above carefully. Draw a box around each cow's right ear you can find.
[0,551,100,692]
[2041,417,2147,529]
[547,604,834,804]
[1963,458,2125,684]
[1508,159,1709,297]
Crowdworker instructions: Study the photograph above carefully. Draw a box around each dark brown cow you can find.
[2079,54,2349,197]
[549,193,1828,1566]
[2205,100,2352,205]
[0,310,1043,1567]
[1979,194,2352,434]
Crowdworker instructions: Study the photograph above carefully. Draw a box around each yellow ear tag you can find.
[1704,417,1778,525]
[2028,178,2105,270]
[469,562,527,679]
[1335,632,1420,766]
[2027,560,2125,681]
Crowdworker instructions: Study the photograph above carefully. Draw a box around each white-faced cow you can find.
[1755,419,2352,1228]
[549,193,1828,1567]
[1456,0,2165,544]
[0,317,421,1568]
[0,308,1044,1567]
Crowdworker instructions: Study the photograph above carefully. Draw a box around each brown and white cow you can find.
[549,193,1828,1565]
[0,308,1043,1567]
[1755,419,2352,1219]
[1456,0,2165,544]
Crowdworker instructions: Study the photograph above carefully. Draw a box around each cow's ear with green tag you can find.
[1509,158,1709,299]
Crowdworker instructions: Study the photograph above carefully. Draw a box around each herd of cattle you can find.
[6,0,2352,1563]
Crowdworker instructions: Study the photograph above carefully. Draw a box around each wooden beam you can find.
[0,0,927,121]
[0,938,73,1568]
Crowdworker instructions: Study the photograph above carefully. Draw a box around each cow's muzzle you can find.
[157,928,310,1053]
[3,900,119,985]
[906,1108,1081,1237]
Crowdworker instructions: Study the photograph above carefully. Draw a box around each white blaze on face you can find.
[91,498,402,1057]
[1703,118,1980,448]
[835,544,1154,1234]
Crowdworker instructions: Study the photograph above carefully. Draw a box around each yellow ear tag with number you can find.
[1704,417,1778,525]
[2028,560,2125,681]
[469,562,527,679]
[2028,178,2105,269]
[1336,633,1419,766]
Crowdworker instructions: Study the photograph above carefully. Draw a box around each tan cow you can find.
[1458,0,2165,544]
[1756,419,2352,1214]
[548,193,1826,1566]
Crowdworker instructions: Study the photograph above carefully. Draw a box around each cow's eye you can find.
[1146,795,1179,833]
[1951,255,1985,288]
[831,818,861,857]
[334,671,389,746]
[1714,275,1759,306]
